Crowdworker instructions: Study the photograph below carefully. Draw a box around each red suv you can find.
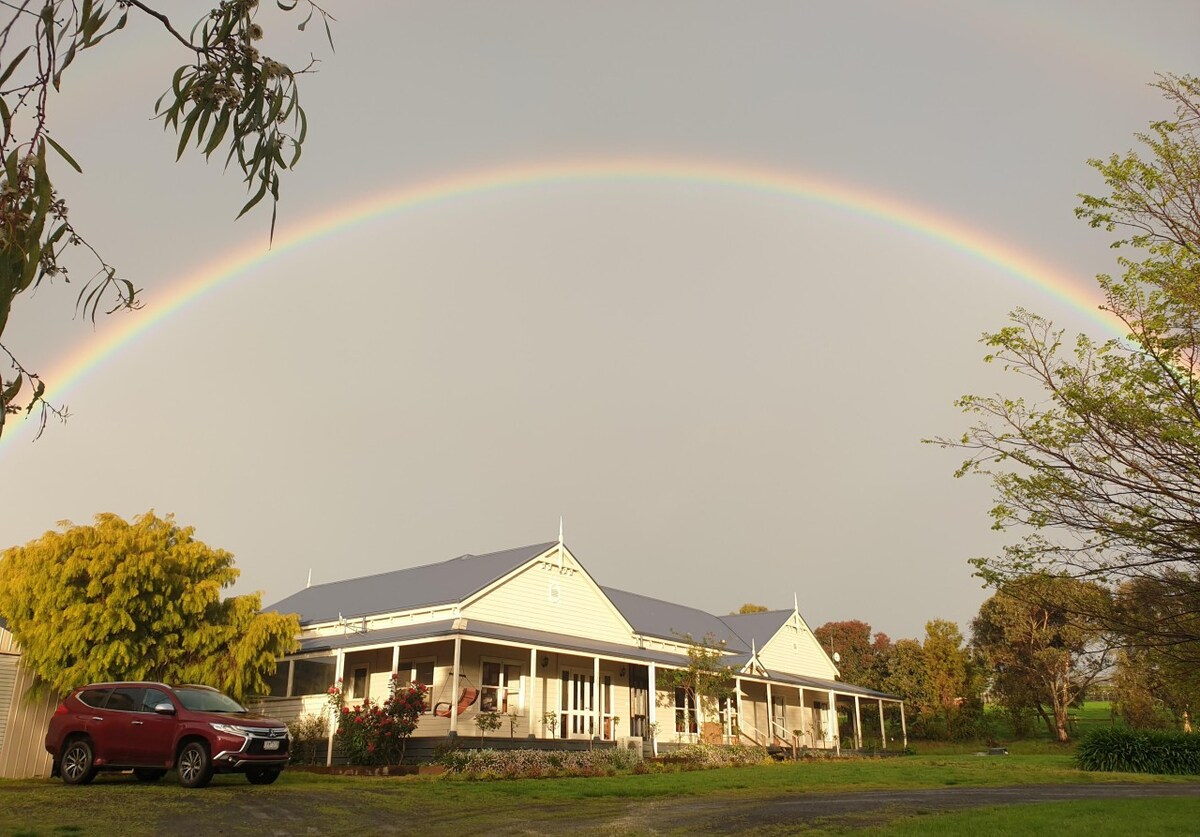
[45,682,290,787]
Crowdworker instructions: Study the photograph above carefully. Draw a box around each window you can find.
[480,660,522,714]
[350,666,369,701]
[292,656,337,696]
[674,688,697,734]
[261,661,291,697]
[78,688,112,709]
[105,687,143,712]
[396,659,436,712]
[140,688,173,713]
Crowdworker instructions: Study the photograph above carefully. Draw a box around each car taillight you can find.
[53,703,68,716]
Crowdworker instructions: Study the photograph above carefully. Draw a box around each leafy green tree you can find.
[657,632,737,733]
[905,620,986,741]
[932,74,1200,663]
[0,511,299,698]
[1110,575,1200,729]
[878,637,926,705]
[0,0,332,437]
[971,576,1114,741]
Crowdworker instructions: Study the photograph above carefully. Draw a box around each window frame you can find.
[479,657,524,715]
[395,657,437,714]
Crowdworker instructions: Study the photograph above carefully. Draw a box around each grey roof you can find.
[719,610,793,651]
[602,587,750,652]
[268,542,556,625]
[766,670,901,701]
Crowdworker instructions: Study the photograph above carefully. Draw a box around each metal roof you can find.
[602,587,751,652]
[718,610,793,650]
[268,542,557,625]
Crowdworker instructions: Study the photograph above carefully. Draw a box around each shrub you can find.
[666,742,769,768]
[327,674,428,764]
[440,746,642,778]
[1076,727,1200,775]
[287,713,329,765]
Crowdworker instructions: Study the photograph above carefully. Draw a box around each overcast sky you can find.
[1,1,1197,641]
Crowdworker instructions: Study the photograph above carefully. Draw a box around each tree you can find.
[0,0,332,437]
[878,637,926,705]
[657,633,737,736]
[0,511,299,698]
[734,603,769,614]
[933,74,1200,662]
[971,575,1114,742]
[812,619,891,690]
[1110,575,1200,729]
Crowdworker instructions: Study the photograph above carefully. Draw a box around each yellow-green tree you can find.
[0,511,298,698]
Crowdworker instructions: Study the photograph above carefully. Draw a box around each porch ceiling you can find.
[294,618,693,668]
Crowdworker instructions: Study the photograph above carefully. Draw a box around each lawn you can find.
[2,753,1198,836]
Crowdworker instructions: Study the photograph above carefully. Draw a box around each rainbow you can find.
[0,157,1118,449]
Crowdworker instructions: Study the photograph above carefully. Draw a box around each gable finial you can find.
[558,516,564,570]
[794,591,798,614]
[307,568,312,588]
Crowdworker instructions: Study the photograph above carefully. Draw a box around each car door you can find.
[73,687,115,759]
[131,687,179,767]
[99,686,145,765]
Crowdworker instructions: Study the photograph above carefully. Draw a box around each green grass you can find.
[856,798,1200,837]
[1,755,1196,836]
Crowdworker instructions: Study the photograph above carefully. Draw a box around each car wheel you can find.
[177,742,214,788]
[60,739,97,785]
[133,768,167,782]
[245,766,282,785]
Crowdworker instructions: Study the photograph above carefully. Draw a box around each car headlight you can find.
[211,723,251,737]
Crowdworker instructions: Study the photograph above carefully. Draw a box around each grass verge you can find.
[1,754,1197,836]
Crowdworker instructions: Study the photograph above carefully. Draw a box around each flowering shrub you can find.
[440,746,643,778]
[662,743,769,768]
[327,673,427,765]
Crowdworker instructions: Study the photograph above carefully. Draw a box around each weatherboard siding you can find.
[462,558,632,645]
[756,615,838,680]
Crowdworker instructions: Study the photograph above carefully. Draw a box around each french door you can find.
[560,669,595,739]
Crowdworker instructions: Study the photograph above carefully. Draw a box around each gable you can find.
[755,611,839,680]
[461,544,635,645]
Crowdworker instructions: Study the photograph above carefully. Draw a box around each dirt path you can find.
[601,783,1200,834]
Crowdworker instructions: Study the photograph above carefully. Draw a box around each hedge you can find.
[1076,727,1200,775]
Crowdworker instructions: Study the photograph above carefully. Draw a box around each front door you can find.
[771,694,787,742]
[560,669,595,739]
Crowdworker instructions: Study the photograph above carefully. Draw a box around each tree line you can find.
[813,573,1196,744]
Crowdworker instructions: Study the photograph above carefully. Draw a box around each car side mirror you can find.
[153,702,176,715]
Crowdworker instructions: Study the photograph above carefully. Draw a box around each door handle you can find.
[91,716,104,722]
[131,720,144,726]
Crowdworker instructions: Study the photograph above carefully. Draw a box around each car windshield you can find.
[172,686,248,714]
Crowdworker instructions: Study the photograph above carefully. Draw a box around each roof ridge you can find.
[303,541,557,590]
